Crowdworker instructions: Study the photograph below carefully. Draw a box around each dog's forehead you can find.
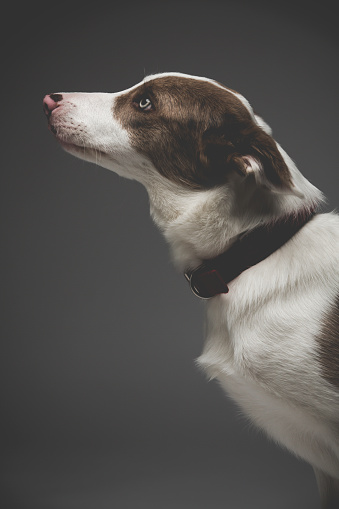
[118,72,254,115]
[143,72,229,90]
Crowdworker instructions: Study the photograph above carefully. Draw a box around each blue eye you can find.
[139,97,152,110]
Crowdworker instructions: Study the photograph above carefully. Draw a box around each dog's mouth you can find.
[44,106,121,168]
[44,108,90,156]
[46,121,105,160]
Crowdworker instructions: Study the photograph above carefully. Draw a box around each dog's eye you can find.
[138,97,152,111]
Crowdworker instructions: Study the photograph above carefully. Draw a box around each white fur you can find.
[45,73,339,507]
[198,213,339,477]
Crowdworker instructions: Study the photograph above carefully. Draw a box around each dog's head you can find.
[43,73,301,196]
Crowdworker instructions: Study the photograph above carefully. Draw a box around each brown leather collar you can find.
[184,209,316,299]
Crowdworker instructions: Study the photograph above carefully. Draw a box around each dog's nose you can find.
[43,93,63,115]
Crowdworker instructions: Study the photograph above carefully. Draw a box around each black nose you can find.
[43,93,63,116]
[49,93,63,102]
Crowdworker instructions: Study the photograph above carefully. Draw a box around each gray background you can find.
[2,1,338,508]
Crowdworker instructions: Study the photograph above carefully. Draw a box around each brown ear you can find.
[199,122,299,194]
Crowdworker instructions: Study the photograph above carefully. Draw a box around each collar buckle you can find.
[184,265,229,299]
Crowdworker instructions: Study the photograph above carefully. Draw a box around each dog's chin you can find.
[57,139,130,177]
[59,140,107,165]
[60,140,89,156]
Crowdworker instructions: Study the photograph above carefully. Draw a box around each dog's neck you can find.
[145,166,323,272]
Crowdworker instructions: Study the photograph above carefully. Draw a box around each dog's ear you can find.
[199,122,302,196]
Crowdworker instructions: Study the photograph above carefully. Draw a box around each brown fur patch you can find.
[318,296,339,389]
[114,76,293,190]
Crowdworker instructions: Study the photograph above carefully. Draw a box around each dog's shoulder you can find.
[302,212,339,285]
[307,211,339,250]
[317,293,339,390]
[201,211,339,394]
[309,213,339,390]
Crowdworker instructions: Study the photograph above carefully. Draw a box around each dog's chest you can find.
[213,366,338,471]
[196,288,333,433]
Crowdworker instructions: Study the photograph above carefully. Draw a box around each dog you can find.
[43,72,339,507]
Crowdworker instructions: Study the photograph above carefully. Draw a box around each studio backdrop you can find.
[2,1,338,508]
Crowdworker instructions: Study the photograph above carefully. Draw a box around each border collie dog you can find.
[43,73,339,507]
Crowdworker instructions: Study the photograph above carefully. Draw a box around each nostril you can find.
[43,93,63,115]
[49,93,63,102]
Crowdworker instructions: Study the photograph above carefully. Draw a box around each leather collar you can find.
[184,209,316,299]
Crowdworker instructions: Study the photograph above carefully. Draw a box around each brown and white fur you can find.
[43,72,339,507]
